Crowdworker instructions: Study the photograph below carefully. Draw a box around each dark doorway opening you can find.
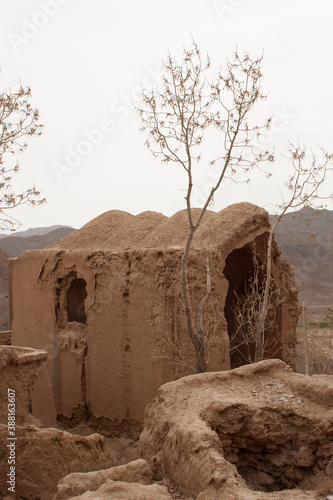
[223,241,281,368]
[67,278,87,324]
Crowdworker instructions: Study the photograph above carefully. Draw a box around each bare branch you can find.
[0,71,45,231]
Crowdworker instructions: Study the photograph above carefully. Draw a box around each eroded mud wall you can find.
[10,250,94,418]
[11,249,218,426]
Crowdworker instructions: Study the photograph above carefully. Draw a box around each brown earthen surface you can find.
[30,364,57,427]
[56,458,154,499]
[66,480,172,499]
[0,425,113,500]
[47,205,268,253]
[140,359,333,499]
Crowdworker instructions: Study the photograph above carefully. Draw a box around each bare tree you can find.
[138,42,273,372]
[253,144,333,362]
[0,70,45,231]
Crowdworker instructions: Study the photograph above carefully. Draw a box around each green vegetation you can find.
[307,321,332,328]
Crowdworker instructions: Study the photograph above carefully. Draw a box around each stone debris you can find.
[249,377,304,405]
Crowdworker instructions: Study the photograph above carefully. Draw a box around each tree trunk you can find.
[255,231,273,362]
[181,228,208,373]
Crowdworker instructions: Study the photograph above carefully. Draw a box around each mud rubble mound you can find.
[56,458,172,499]
[139,359,333,499]
[65,481,172,499]
[0,425,112,500]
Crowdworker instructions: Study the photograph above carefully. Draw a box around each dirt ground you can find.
[53,359,333,500]
[1,359,333,499]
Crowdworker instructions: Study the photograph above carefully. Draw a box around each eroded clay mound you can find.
[56,459,172,500]
[48,202,269,252]
[66,480,172,499]
[0,425,112,500]
[140,359,333,499]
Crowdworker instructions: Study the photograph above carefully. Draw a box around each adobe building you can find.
[9,203,300,432]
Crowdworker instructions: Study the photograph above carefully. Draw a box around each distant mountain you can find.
[0,224,73,240]
[0,226,76,257]
[272,208,333,307]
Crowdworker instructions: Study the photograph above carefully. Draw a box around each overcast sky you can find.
[0,0,332,232]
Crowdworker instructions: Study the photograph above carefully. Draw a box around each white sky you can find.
[0,0,332,231]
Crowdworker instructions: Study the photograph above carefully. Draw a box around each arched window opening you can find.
[67,278,87,324]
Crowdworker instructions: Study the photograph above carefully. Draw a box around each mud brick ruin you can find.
[9,202,300,430]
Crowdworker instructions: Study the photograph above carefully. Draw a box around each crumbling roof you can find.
[48,202,270,253]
